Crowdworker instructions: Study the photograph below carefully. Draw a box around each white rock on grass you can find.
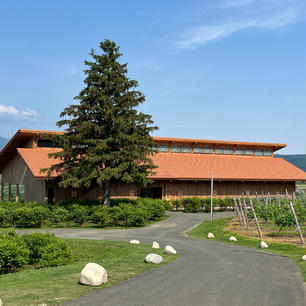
[229,236,237,242]
[164,245,177,254]
[0,298,2,306]
[301,255,306,261]
[207,232,215,239]
[259,241,268,249]
[80,263,107,286]
[145,253,163,264]
[152,241,160,249]
[129,240,140,245]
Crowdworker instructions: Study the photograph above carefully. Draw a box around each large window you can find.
[235,148,253,156]
[215,148,233,155]
[157,145,169,153]
[203,147,213,154]
[263,149,272,157]
[255,149,263,156]
[37,139,54,148]
[171,145,191,153]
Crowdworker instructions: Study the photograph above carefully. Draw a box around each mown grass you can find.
[188,217,306,281]
[0,238,178,306]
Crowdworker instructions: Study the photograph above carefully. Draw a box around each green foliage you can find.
[51,207,70,224]
[182,197,201,213]
[137,198,166,220]
[91,207,109,227]
[108,206,122,226]
[0,207,7,227]
[0,230,29,273]
[171,199,181,211]
[13,206,50,228]
[23,232,57,264]
[71,204,88,226]
[39,240,72,267]
[43,39,158,206]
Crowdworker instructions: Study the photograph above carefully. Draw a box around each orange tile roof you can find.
[17,148,62,178]
[17,148,305,181]
[150,153,306,181]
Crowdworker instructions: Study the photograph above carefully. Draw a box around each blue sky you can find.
[0,0,305,154]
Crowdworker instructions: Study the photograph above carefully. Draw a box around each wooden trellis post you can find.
[255,192,259,202]
[267,192,271,204]
[285,188,289,198]
[278,195,281,207]
[248,196,262,238]
[241,193,249,230]
[288,201,305,245]
[265,194,268,208]
[238,197,247,229]
[233,195,243,225]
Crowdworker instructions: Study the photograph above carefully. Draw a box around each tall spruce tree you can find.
[45,40,158,206]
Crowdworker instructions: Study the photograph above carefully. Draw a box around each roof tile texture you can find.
[17,148,305,181]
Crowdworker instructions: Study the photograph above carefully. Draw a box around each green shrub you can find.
[171,199,181,211]
[110,198,137,207]
[50,207,70,224]
[0,208,7,227]
[91,207,109,227]
[23,232,57,264]
[0,230,29,273]
[137,198,165,220]
[108,206,122,226]
[129,207,148,226]
[39,239,72,267]
[13,206,49,228]
[162,200,171,211]
[71,204,88,226]
[200,198,211,212]
[119,204,134,227]
[182,197,201,213]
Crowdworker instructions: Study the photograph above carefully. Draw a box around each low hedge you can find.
[171,197,234,213]
[0,198,167,228]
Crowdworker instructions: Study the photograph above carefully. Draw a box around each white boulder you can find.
[80,263,107,286]
[129,240,140,245]
[145,253,163,264]
[259,241,268,249]
[301,255,306,261]
[152,241,160,249]
[207,232,215,239]
[0,298,2,306]
[229,236,237,242]
[164,245,177,254]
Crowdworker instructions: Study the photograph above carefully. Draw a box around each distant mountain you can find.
[0,137,8,150]
[274,154,306,172]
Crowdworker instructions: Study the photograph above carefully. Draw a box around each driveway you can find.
[24,212,306,306]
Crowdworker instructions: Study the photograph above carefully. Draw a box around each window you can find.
[193,146,203,153]
[181,146,191,153]
[150,145,158,152]
[203,147,213,154]
[37,139,54,148]
[255,149,263,156]
[158,145,169,152]
[171,146,181,153]
[224,148,233,155]
[263,149,272,157]
[171,145,191,153]
[235,149,244,155]
[215,148,224,154]
[244,149,253,156]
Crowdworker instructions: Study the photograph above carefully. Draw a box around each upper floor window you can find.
[235,148,253,156]
[215,148,224,154]
[263,149,272,157]
[193,146,203,154]
[203,147,213,154]
[254,149,263,156]
[171,145,191,153]
[37,139,54,148]
[215,148,234,155]
[157,145,169,153]
[193,147,213,154]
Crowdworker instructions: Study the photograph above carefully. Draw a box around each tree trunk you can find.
[103,180,111,207]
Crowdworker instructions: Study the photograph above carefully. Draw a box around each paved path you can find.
[24,212,306,306]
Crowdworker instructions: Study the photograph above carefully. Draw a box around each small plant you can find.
[91,207,109,227]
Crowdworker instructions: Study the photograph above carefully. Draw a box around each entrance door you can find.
[140,187,163,199]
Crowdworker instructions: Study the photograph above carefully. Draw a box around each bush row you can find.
[0,231,72,274]
[0,198,167,228]
[170,197,234,213]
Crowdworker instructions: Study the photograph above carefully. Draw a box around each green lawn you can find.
[188,217,306,281]
[0,239,178,306]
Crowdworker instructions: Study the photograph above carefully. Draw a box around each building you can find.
[0,129,305,202]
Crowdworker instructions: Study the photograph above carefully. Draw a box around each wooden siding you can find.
[50,180,295,202]
[0,152,46,202]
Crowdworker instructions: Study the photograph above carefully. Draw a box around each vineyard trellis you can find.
[232,190,306,245]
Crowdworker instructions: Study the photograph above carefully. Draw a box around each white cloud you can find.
[0,104,38,121]
[0,104,19,116]
[176,0,304,49]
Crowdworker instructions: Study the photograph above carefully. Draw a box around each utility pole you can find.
[210,171,214,222]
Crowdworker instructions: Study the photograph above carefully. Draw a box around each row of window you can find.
[152,145,272,156]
